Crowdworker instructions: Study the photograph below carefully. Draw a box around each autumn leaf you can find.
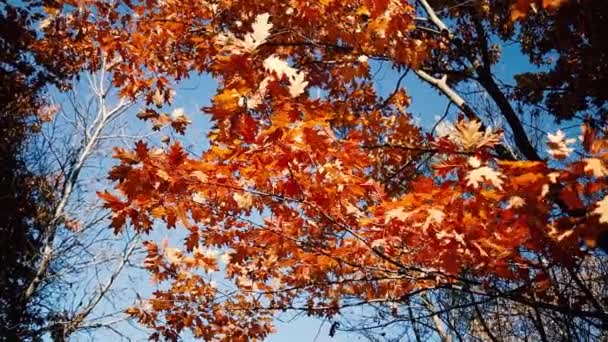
[192,192,206,204]
[244,13,272,50]
[165,247,183,264]
[422,208,445,231]
[466,166,504,190]
[583,158,608,178]
[97,190,125,208]
[212,88,241,114]
[547,129,576,159]
[170,107,186,120]
[233,191,254,209]
[152,89,164,107]
[288,71,308,97]
[218,13,273,53]
[465,156,504,190]
[593,195,608,224]
[263,55,308,97]
[384,207,413,222]
[510,0,568,21]
[48,0,608,339]
[446,120,502,150]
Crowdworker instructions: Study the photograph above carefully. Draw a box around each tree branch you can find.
[23,59,134,302]
[65,234,141,336]
[413,69,478,121]
[417,0,451,35]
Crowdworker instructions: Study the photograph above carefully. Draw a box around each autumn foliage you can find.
[38,0,608,340]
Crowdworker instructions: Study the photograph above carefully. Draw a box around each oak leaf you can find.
[233,192,254,209]
[466,166,504,190]
[593,196,608,224]
[583,158,608,178]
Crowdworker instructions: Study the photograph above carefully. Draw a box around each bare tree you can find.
[21,56,158,341]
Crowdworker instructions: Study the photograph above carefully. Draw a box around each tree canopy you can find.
[35,0,608,340]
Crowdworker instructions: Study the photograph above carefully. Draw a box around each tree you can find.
[1,5,149,336]
[0,0,77,338]
[23,65,149,341]
[41,0,608,340]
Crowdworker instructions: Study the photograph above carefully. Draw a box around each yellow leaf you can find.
[583,158,608,178]
[165,247,183,264]
[213,88,241,112]
[593,196,608,224]
[466,166,504,190]
[192,170,208,182]
[233,192,254,209]
[151,207,166,218]
[356,5,370,17]
[385,207,413,222]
